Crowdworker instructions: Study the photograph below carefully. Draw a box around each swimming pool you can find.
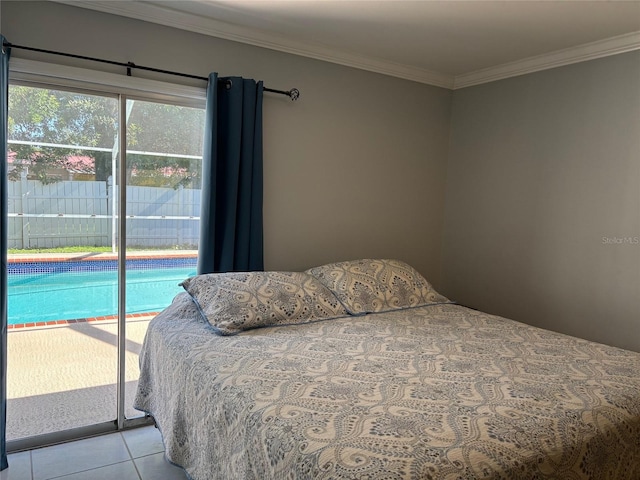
[8,259,197,325]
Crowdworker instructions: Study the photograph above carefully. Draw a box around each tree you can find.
[125,100,204,189]
[8,86,117,184]
[8,86,204,188]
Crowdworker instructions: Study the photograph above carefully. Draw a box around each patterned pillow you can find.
[180,271,348,335]
[306,259,449,314]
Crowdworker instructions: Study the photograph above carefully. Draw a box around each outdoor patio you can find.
[6,315,155,440]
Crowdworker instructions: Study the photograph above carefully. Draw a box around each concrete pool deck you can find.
[6,250,197,442]
[7,316,155,441]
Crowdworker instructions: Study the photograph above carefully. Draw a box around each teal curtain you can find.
[1,36,10,471]
[197,73,264,274]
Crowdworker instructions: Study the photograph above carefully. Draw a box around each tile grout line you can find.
[29,432,138,480]
[120,432,143,480]
[45,460,138,480]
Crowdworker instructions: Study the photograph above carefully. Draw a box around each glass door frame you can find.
[6,62,205,451]
[6,85,150,453]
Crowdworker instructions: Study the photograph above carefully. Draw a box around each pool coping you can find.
[8,250,198,263]
[7,312,160,331]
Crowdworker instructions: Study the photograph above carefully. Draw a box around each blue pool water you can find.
[8,265,196,325]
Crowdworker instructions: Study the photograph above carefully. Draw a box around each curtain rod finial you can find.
[288,88,300,101]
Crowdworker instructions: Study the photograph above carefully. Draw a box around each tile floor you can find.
[0,426,189,480]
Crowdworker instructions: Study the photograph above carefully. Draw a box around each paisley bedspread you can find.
[134,292,640,479]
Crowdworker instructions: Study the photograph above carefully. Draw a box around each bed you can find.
[134,259,640,480]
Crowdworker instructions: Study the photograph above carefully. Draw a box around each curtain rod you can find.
[2,41,300,101]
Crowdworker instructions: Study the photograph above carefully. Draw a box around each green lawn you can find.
[8,246,114,254]
[7,246,194,254]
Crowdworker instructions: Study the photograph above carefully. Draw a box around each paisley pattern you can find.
[135,293,640,480]
[180,271,348,335]
[307,259,449,314]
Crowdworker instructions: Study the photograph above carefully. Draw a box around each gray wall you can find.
[1,1,452,284]
[3,3,639,351]
[443,52,640,351]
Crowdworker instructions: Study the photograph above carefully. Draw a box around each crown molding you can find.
[53,0,454,89]
[454,31,640,89]
[54,1,640,91]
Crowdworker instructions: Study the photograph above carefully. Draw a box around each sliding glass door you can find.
[5,83,204,447]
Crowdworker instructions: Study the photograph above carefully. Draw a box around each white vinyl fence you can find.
[8,177,200,249]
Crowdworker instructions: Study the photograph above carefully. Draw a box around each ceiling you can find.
[59,0,640,89]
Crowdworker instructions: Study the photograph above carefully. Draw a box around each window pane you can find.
[124,98,204,419]
[6,85,119,439]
